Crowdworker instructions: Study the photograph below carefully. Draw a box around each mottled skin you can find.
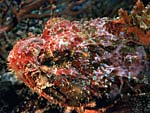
[7,1,148,112]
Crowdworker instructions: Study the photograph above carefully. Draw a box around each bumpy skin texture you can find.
[7,1,149,112]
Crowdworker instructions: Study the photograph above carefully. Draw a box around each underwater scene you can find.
[0,0,150,113]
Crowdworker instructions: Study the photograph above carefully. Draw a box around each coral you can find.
[106,0,150,46]
[7,0,149,112]
[0,0,137,33]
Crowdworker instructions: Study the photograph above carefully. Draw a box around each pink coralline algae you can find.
[7,1,149,112]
